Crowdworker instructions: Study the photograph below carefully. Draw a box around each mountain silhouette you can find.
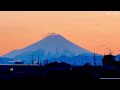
[2,33,98,64]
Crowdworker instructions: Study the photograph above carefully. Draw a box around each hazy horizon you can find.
[0,11,120,56]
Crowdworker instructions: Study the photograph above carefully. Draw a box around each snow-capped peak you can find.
[2,33,93,59]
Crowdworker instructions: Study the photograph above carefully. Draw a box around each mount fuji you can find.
[2,33,103,65]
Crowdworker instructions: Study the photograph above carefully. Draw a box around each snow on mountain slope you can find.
[2,34,93,60]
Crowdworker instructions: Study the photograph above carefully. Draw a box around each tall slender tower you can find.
[44,60,46,66]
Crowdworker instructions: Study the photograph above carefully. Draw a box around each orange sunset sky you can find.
[0,11,120,56]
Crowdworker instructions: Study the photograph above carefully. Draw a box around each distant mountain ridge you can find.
[0,57,13,64]
[2,33,103,65]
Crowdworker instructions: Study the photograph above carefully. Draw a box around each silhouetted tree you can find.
[102,54,116,66]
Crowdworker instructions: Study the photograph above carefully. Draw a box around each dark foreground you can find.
[0,62,120,81]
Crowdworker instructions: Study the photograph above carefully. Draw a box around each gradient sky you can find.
[0,11,120,56]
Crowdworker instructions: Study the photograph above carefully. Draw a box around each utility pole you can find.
[37,54,40,65]
[32,54,34,65]
[119,50,120,61]
[94,52,96,66]
[40,60,42,66]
